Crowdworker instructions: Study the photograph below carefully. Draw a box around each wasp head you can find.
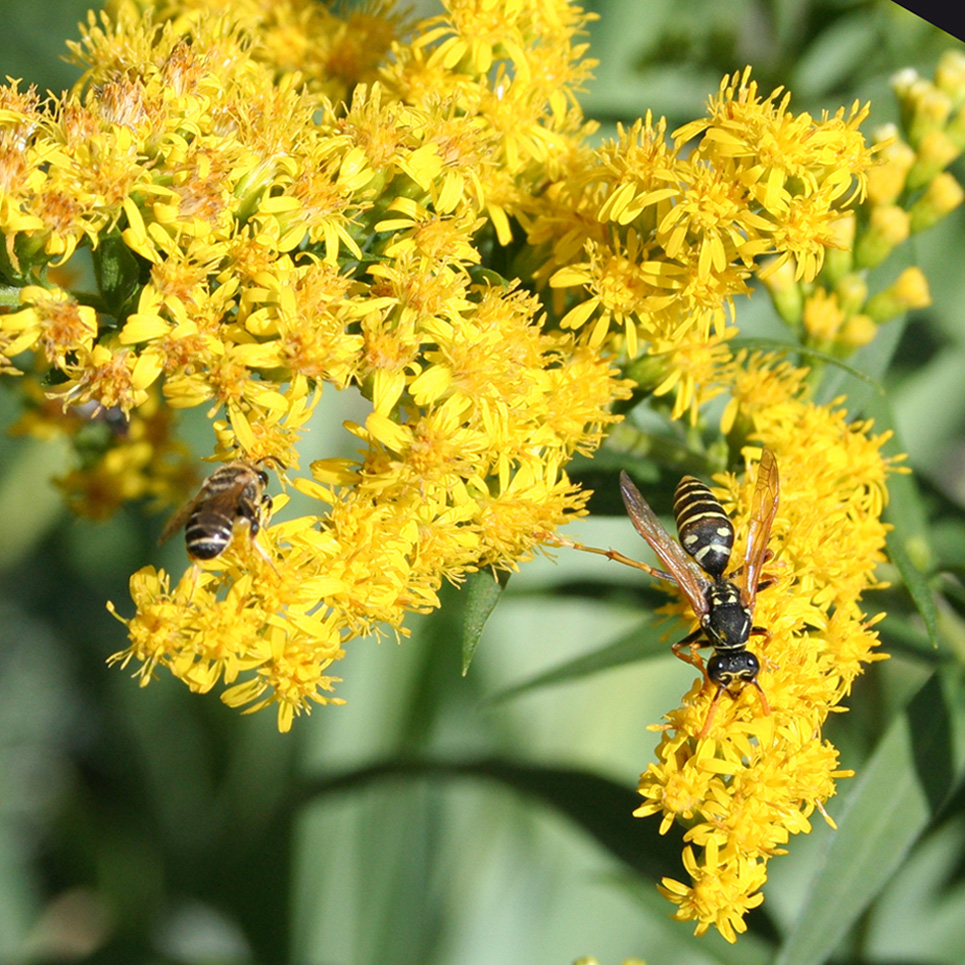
[706,649,760,690]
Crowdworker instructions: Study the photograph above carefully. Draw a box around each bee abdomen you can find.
[673,475,734,578]
[185,512,234,560]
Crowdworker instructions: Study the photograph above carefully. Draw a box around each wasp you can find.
[552,449,779,737]
[160,458,281,568]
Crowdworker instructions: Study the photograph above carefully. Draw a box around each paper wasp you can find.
[553,449,779,737]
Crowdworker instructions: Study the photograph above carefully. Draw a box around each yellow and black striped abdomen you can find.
[673,475,734,579]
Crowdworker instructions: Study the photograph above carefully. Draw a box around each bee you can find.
[552,449,779,737]
[160,458,281,567]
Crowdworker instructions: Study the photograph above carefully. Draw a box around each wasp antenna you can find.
[752,680,771,717]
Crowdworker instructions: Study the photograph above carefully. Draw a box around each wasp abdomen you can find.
[673,476,734,579]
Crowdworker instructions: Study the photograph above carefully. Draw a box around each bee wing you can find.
[158,475,251,545]
[213,479,253,512]
[740,447,780,610]
[158,491,202,545]
[619,470,711,618]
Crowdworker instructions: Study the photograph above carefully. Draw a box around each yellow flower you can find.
[645,330,737,425]
[552,230,690,353]
[0,0,899,806]
[529,65,876,400]
[375,197,484,265]
[658,844,766,943]
[2,286,98,369]
[801,288,847,343]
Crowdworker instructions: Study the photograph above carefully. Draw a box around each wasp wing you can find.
[740,447,779,610]
[619,470,711,618]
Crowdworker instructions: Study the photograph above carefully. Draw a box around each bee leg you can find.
[252,537,279,575]
[188,561,201,596]
[255,498,279,574]
[234,513,279,575]
[241,516,279,573]
[540,532,676,582]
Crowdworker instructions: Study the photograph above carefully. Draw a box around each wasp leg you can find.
[697,683,727,738]
[541,532,676,582]
[670,629,707,671]
[749,626,780,673]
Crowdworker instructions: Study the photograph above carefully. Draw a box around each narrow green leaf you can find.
[887,528,941,650]
[482,617,667,705]
[460,569,509,675]
[877,610,944,661]
[297,756,689,883]
[855,393,941,650]
[728,337,884,392]
[774,668,965,965]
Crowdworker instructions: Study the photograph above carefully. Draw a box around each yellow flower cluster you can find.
[0,0,922,939]
[532,71,875,420]
[0,1,626,731]
[631,353,896,941]
[762,51,965,356]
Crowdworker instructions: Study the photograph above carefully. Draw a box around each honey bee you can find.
[551,449,780,737]
[160,458,281,567]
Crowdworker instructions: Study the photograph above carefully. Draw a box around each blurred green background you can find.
[2,2,965,964]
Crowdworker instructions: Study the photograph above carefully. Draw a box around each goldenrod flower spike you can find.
[632,354,895,940]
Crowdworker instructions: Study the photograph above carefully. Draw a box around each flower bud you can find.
[935,50,965,103]
[759,256,803,325]
[865,267,931,321]
[839,313,877,350]
[853,205,910,268]
[866,128,916,205]
[909,171,965,233]
[907,129,962,190]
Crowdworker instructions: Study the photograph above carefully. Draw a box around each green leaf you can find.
[92,231,144,316]
[482,617,667,705]
[460,569,509,675]
[774,668,965,965]
[886,529,941,650]
[297,756,690,884]
[852,393,942,650]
